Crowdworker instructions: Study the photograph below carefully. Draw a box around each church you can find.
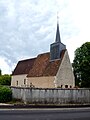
[11,20,75,88]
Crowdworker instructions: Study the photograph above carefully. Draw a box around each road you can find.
[0,108,90,120]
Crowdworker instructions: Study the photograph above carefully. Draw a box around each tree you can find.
[0,69,2,76]
[72,42,90,88]
[0,74,11,86]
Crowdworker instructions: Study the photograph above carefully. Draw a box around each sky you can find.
[0,0,90,74]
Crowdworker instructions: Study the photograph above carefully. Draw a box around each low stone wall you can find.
[11,87,90,104]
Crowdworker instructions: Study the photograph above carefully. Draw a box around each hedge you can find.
[0,86,12,103]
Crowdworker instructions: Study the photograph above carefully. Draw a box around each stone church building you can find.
[11,21,75,88]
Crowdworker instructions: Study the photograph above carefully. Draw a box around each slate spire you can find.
[50,13,66,61]
[55,14,61,43]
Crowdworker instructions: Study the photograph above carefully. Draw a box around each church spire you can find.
[55,13,61,43]
[50,13,66,61]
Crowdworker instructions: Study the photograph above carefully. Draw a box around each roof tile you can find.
[12,50,66,76]
[12,58,36,75]
[27,50,66,77]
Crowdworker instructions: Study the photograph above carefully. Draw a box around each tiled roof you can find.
[12,58,36,75]
[12,50,66,76]
[27,52,50,77]
[27,50,66,77]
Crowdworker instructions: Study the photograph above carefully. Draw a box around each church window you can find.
[24,79,26,84]
[16,81,18,86]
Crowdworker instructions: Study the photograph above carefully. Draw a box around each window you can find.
[16,81,18,86]
[30,83,32,87]
[24,79,26,84]
[61,85,63,88]
[65,85,68,88]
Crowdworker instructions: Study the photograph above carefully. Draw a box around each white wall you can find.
[11,74,27,87]
[11,87,90,104]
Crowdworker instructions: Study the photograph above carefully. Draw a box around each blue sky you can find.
[0,0,89,74]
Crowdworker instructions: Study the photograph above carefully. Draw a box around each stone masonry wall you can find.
[11,87,90,104]
[56,50,75,88]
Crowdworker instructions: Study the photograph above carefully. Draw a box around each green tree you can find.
[0,69,1,76]
[0,74,11,86]
[72,42,90,88]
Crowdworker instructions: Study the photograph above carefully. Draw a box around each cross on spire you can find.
[57,12,59,25]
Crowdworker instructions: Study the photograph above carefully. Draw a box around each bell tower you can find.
[50,15,66,61]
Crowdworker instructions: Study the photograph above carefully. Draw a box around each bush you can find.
[0,86,12,103]
[0,74,11,86]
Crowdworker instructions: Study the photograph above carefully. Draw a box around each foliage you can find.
[72,42,90,88]
[0,86,12,103]
[0,74,11,86]
[0,69,1,75]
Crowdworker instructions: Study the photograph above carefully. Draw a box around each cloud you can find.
[0,57,12,74]
[0,0,89,74]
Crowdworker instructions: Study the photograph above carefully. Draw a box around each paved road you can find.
[0,108,90,120]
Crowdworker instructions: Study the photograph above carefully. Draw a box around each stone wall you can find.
[27,76,55,88]
[11,87,90,104]
[56,50,75,88]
